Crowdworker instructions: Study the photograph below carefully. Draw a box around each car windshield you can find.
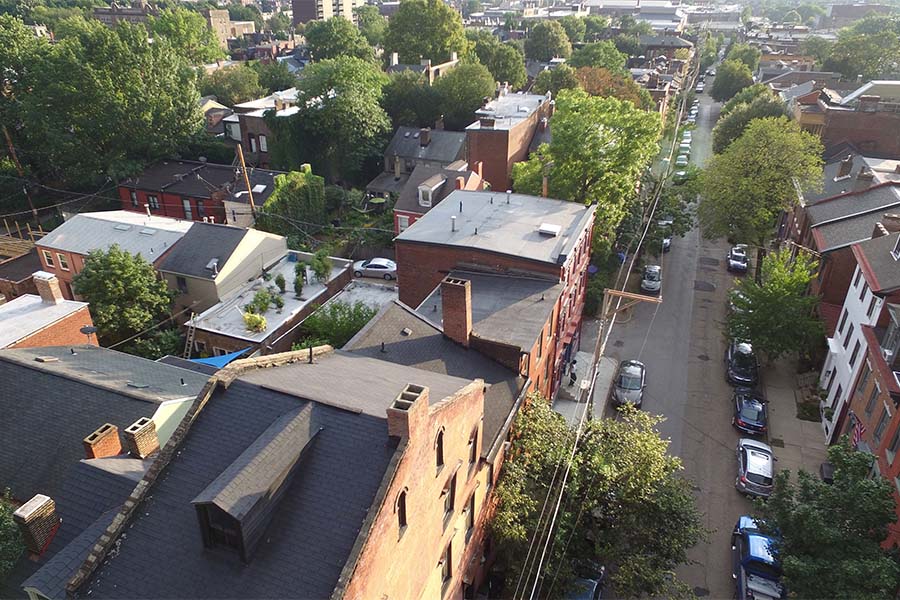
[747,561,782,580]
[740,403,763,421]
[645,271,660,282]
[746,472,773,486]
[618,372,642,390]
[734,350,755,369]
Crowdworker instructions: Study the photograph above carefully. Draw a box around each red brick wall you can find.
[810,247,857,306]
[822,110,900,157]
[0,275,36,302]
[35,247,82,300]
[118,186,226,224]
[394,210,424,236]
[239,114,273,168]
[7,305,95,349]
[341,380,493,600]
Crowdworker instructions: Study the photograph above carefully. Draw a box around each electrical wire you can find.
[106,302,199,350]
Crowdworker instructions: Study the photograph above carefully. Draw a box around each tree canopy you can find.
[384,0,468,64]
[760,442,900,599]
[720,83,770,117]
[727,249,823,359]
[148,7,222,65]
[512,88,660,231]
[467,30,527,89]
[492,399,706,598]
[433,61,496,130]
[712,94,788,154]
[226,3,263,31]
[304,16,374,61]
[524,20,572,62]
[568,40,627,71]
[72,245,173,345]
[558,15,586,44]
[583,15,609,41]
[250,60,299,94]
[533,64,579,96]
[575,66,653,110]
[825,28,900,81]
[726,42,762,71]
[354,4,386,47]
[381,70,443,128]
[200,65,265,106]
[255,164,327,237]
[709,59,754,102]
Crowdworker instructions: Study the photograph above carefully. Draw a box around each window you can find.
[465,494,475,538]
[831,385,843,410]
[194,340,207,353]
[396,489,408,532]
[259,134,268,153]
[887,426,900,464]
[182,198,193,221]
[197,200,206,218]
[418,186,432,207]
[850,341,861,367]
[838,309,849,334]
[440,542,452,586]
[249,134,257,153]
[866,384,880,415]
[825,368,837,395]
[857,364,871,395]
[397,215,410,231]
[844,323,855,349]
[875,407,890,442]
[537,328,543,358]
[435,429,445,473]
[42,249,54,268]
[868,296,878,318]
[859,281,869,302]
[443,473,456,519]
[176,276,188,294]
[854,268,862,288]
[148,195,160,210]
[468,427,478,470]
[130,190,138,207]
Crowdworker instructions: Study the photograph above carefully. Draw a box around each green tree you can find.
[487,43,527,89]
[525,20,572,62]
[567,40,626,71]
[125,328,183,360]
[720,83,770,116]
[226,3,263,31]
[709,59,754,102]
[1,489,23,587]
[760,442,900,598]
[698,117,823,280]
[295,300,377,348]
[250,59,298,93]
[492,399,706,598]
[712,94,788,154]
[384,0,468,64]
[266,11,291,37]
[255,164,327,237]
[148,7,222,65]
[381,70,443,127]
[200,65,264,106]
[583,15,609,41]
[824,30,900,81]
[267,56,389,183]
[433,61,496,130]
[727,249,823,359]
[699,33,720,70]
[726,43,762,71]
[612,32,641,56]
[462,0,481,17]
[617,13,652,35]
[800,35,834,67]
[73,245,174,345]
[558,15,586,44]
[532,64,580,96]
[354,4,386,46]
[512,89,660,231]
[575,66,653,109]
[304,16,373,61]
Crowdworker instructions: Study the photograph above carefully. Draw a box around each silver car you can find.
[612,360,646,408]
[641,264,662,294]
[735,438,775,498]
[352,257,397,280]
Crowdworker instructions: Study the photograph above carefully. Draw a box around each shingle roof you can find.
[638,34,693,48]
[384,127,466,165]
[346,301,525,458]
[854,232,900,294]
[157,354,221,375]
[79,379,401,600]
[812,208,900,252]
[806,184,900,226]
[156,222,247,280]
[0,248,41,283]
[393,163,478,216]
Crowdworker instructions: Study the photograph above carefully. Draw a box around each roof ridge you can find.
[809,181,900,211]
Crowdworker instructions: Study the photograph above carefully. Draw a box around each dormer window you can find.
[419,186,432,207]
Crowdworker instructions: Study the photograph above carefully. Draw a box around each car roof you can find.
[735,387,764,401]
[747,533,778,565]
[367,258,395,265]
[645,264,661,272]
[736,342,754,354]
[621,361,644,375]
[737,514,762,533]
[742,441,774,476]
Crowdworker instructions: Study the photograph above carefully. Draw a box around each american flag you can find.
[852,412,867,448]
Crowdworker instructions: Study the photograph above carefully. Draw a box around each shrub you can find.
[273,295,285,309]
[299,300,377,348]
[310,248,333,282]
[274,273,286,293]
[243,312,267,332]
[249,289,274,314]
[294,275,304,296]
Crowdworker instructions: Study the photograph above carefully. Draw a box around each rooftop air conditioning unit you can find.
[538,223,561,237]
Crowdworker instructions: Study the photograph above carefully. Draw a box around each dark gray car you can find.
[612,360,646,408]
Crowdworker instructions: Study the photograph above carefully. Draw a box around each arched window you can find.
[435,428,445,473]
[396,489,408,530]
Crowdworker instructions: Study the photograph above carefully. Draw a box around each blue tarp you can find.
[190,348,251,369]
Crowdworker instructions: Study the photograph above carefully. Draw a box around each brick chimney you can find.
[123,417,159,458]
[420,127,431,147]
[837,154,854,178]
[394,153,402,180]
[441,277,472,347]
[858,95,880,112]
[386,383,429,440]
[455,176,466,190]
[473,161,483,177]
[13,495,60,555]
[854,166,875,191]
[33,271,64,305]
[83,423,122,459]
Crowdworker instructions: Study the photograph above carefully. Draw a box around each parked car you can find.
[707,68,716,76]
[352,257,397,279]
[675,154,689,167]
[726,340,759,386]
[736,438,775,498]
[682,130,692,141]
[732,516,785,600]
[612,359,646,408]
[695,83,705,93]
[658,217,673,252]
[640,264,662,294]
[568,578,603,600]
[686,115,696,124]
[673,170,688,185]
[727,246,749,272]
[728,289,749,314]
[678,143,692,155]
[733,388,768,435]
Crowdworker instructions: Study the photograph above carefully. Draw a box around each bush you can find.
[584,278,604,316]
[298,300,377,348]
[273,295,285,310]
[243,312,267,332]
[274,273,286,293]
[294,275,304,296]
[310,248,333,282]
[248,289,274,314]
[1,488,23,584]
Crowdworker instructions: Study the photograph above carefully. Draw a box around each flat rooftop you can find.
[395,190,595,266]
[466,92,550,132]
[0,295,89,348]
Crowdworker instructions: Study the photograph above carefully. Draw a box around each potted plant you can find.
[294,275,304,298]
[275,273,286,293]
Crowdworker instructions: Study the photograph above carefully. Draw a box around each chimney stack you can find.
[441,277,472,347]
[479,116,495,128]
[419,127,431,147]
[33,271,64,305]
[455,176,466,190]
[858,95,880,112]
[394,154,402,180]
[854,166,875,191]
[386,383,429,440]
[123,417,160,458]
[474,161,483,177]
[837,154,854,178]
[13,495,60,555]
[881,213,900,234]
[83,423,122,459]
[390,51,399,67]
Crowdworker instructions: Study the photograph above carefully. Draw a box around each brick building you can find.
[392,161,485,234]
[117,160,284,226]
[0,248,40,302]
[92,0,158,26]
[466,90,555,192]
[41,348,502,600]
[367,127,468,200]
[395,189,595,399]
[35,211,192,300]
[0,272,94,349]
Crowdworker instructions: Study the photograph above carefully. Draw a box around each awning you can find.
[190,348,251,369]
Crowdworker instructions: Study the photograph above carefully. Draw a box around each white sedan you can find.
[352,258,397,280]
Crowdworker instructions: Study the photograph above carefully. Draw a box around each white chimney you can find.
[32,271,64,305]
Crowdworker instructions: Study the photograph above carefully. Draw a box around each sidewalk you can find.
[763,359,828,477]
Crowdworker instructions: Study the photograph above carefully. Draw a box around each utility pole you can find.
[2,125,37,219]
[236,144,257,223]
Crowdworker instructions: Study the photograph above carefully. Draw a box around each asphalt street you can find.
[600,84,755,598]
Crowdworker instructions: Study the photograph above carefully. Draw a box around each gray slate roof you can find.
[393,163,477,216]
[639,34,693,48]
[79,378,401,600]
[384,126,466,165]
[346,301,525,458]
[157,222,247,280]
[807,184,900,226]
[157,354,221,375]
[0,248,41,282]
[418,270,563,351]
[855,232,900,294]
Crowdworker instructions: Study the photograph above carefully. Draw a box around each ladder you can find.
[182,313,196,359]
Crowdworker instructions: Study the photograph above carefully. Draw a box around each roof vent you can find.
[34,356,59,363]
[538,223,562,237]
[139,228,156,236]
[401,327,412,336]
[206,258,219,273]
[114,224,132,231]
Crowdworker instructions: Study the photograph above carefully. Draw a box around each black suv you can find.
[726,340,759,387]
